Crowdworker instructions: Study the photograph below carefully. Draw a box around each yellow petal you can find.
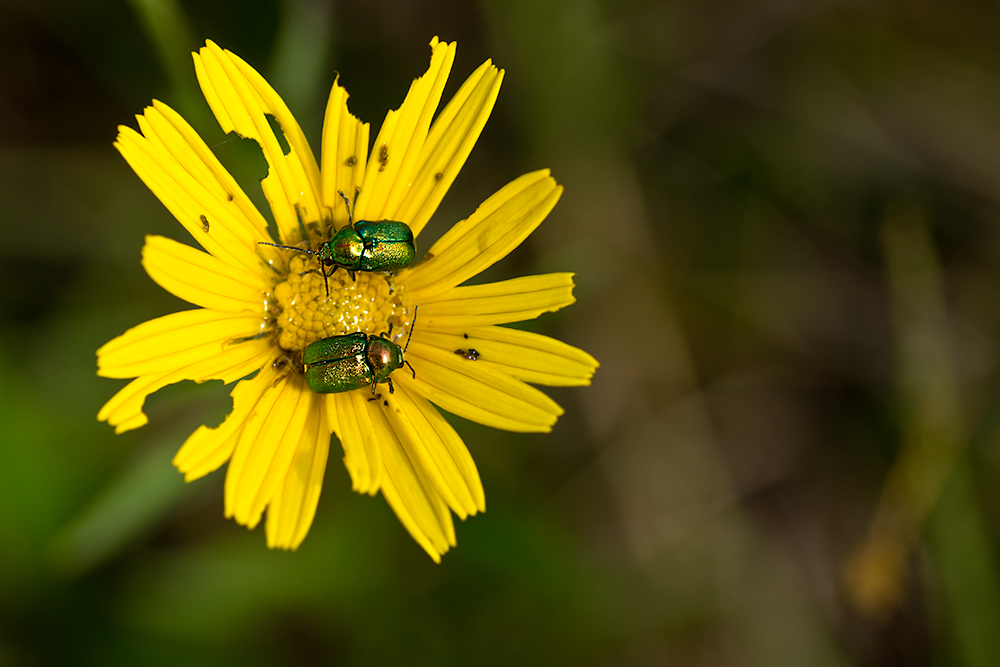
[417,325,598,387]
[97,338,271,434]
[371,401,455,562]
[400,343,564,433]
[115,111,265,276]
[414,273,577,327]
[97,309,266,379]
[394,59,503,237]
[142,235,266,313]
[194,41,323,246]
[355,38,456,222]
[401,170,563,298]
[329,391,383,495]
[224,374,318,529]
[173,366,279,481]
[382,383,484,517]
[266,395,331,550]
[140,100,271,238]
[320,77,369,227]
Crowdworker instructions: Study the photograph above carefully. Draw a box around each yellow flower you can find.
[97,38,598,561]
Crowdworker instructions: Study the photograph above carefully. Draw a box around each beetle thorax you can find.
[270,254,411,353]
[330,227,365,266]
[366,337,403,378]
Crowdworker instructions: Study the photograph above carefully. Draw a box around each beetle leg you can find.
[404,359,416,379]
[386,377,394,394]
[320,263,332,297]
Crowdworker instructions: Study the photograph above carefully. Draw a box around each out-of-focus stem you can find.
[843,202,962,618]
[127,0,200,118]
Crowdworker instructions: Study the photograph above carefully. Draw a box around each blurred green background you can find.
[3,0,1000,664]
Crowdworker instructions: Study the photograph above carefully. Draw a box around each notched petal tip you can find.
[393,56,504,236]
[354,37,456,223]
[194,39,324,247]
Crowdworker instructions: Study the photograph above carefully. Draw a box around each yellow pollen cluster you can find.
[272,254,409,352]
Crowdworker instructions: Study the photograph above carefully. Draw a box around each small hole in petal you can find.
[266,114,291,156]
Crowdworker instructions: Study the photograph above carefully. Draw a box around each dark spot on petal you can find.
[378,144,388,172]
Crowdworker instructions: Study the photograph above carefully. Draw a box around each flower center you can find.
[272,254,411,353]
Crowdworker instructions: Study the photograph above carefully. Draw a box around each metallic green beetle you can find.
[260,191,416,295]
[302,308,417,396]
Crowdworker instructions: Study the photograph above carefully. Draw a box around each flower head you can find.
[97,38,598,561]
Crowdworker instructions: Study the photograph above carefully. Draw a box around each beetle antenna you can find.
[337,190,354,226]
[293,203,312,250]
[403,306,418,355]
[259,242,330,296]
[257,241,320,256]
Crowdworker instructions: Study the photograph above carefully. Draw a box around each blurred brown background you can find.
[2,0,1000,664]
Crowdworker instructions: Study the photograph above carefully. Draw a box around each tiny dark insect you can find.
[226,193,234,202]
[345,155,357,167]
[199,214,210,232]
[454,348,480,361]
